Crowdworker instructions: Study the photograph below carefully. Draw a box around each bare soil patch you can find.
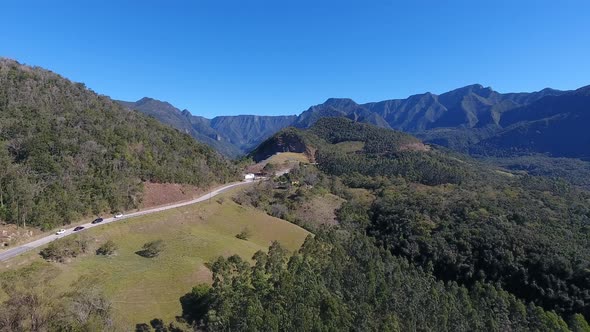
[246,152,310,175]
[295,193,345,227]
[399,142,431,152]
[0,223,42,248]
[141,182,210,208]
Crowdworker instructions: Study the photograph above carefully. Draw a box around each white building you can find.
[244,173,255,180]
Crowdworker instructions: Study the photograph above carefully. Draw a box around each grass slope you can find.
[0,187,309,327]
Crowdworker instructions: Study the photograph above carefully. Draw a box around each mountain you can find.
[296,84,566,134]
[294,98,391,129]
[0,58,236,229]
[210,115,298,152]
[117,97,242,157]
[471,85,590,159]
[118,98,296,157]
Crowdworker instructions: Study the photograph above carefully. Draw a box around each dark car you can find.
[91,217,104,224]
[73,226,85,232]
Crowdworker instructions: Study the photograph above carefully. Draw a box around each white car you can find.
[114,213,123,218]
[56,229,66,235]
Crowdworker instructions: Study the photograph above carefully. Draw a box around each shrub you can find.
[235,227,252,240]
[262,163,277,175]
[40,237,88,262]
[135,323,151,332]
[137,240,165,258]
[96,240,118,256]
[270,203,289,219]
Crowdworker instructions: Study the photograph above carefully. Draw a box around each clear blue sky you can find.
[1,1,589,117]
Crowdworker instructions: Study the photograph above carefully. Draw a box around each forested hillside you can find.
[177,232,580,331]
[118,97,242,157]
[190,118,590,330]
[0,59,236,229]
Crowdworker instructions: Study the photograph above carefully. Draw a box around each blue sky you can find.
[1,1,589,117]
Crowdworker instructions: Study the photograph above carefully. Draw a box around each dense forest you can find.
[175,232,582,331]
[0,59,237,229]
[171,118,590,331]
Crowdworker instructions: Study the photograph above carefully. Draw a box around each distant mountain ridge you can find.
[472,86,590,159]
[119,83,590,159]
[298,84,567,132]
[118,98,296,157]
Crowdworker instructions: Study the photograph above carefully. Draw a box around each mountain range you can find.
[119,83,590,159]
[118,98,296,157]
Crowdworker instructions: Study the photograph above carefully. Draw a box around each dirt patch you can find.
[246,152,310,175]
[399,142,431,152]
[347,188,376,205]
[0,223,41,248]
[141,182,209,209]
[187,265,213,285]
[295,193,345,227]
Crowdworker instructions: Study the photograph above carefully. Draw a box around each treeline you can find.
[0,59,237,229]
[175,231,586,331]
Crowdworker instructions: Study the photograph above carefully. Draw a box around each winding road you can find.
[0,179,256,262]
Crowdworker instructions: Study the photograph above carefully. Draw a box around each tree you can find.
[53,276,115,331]
[96,240,118,256]
[39,237,88,262]
[179,284,212,325]
[262,163,277,176]
[570,314,590,332]
[137,240,165,258]
[235,227,252,240]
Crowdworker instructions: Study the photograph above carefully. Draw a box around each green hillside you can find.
[233,119,590,329]
[0,59,237,229]
[0,188,309,329]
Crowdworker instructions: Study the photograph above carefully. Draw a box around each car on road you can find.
[56,229,66,235]
[91,217,104,224]
[114,213,123,218]
[73,226,85,232]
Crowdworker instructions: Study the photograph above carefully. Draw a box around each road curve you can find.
[0,180,257,262]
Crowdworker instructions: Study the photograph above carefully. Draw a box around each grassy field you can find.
[247,152,310,174]
[335,141,365,153]
[294,193,345,227]
[0,187,309,327]
[265,152,310,164]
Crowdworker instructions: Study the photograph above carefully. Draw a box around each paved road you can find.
[0,180,257,262]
